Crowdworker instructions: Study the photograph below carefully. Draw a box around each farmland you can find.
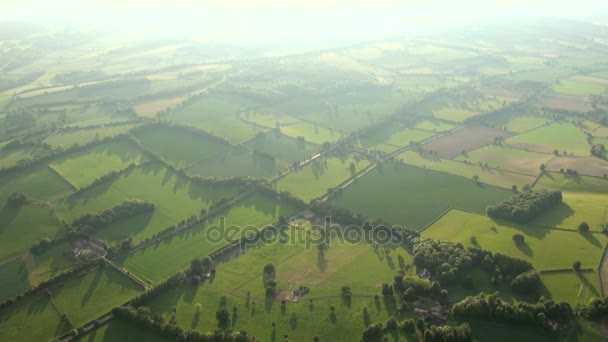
[243,130,320,164]
[187,146,287,179]
[330,162,512,229]
[422,125,512,158]
[506,122,591,156]
[359,124,435,152]
[455,145,553,176]
[42,123,142,148]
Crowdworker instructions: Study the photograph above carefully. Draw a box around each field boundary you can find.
[418,208,456,233]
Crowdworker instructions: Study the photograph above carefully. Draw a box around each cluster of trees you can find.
[309,201,367,226]
[112,306,253,342]
[452,293,573,331]
[0,260,101,311]
[581,298,608,320]
[362,318,472,342]
[6,192,27,208]
[412,237,475,285]
[486,190,562,223]
[591,143,606,158]
[510,270,541,295]
[30,236,68,255]
[68,200,155,235]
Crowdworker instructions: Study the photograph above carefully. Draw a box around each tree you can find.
[216,308,231,329]
[472,175,480,183]
[573,261,582,272]
[540,164,546,172]
[511,184,518,192]
[578,222,590,233]
[349,162,356,173]
[263,263,276,278]
[512,234,525,245]
[7,192,27,208]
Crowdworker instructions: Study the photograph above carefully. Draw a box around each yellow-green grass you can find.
[330,163,512,229]
[423,209,608,270]
[145,285,409,342]
[52,266,143,327]
[540,270,602,306]
[465,319,605,342]
[277,156,370,202]
[76,318,174,342]
[49,140,148,188]
[169,95,263,143]
[545,155,608,179]
[0,204,64,261]
[0,146,45,169]
[433,106,479,122]
[398,150,536,189]
[240,109,301,128]
[506,122,591,156]
[593,126,608,138]
[243,131,320,164]
[55,162,242,244]
[121,192,301,283]
[132,125,230,169]
[43,123,142,148]
[187,146,288,179]
[133,96,185,118]
[0,95,11,110]
[455,145,553,176]
[490,115,553,133]
[0,165,74,204]
[532,192,608,231]
[359,125,435,151]
[534,172,608,193]
[279,122,343,145]
[0,295,68,342]
[0,242,75,301]
[553,78,606,96]
[415,119,459,132]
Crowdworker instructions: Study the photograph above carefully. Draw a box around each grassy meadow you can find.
[187,146,287,179]
[506,123,591,156]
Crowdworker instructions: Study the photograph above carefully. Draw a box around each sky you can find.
[0,0,605,43]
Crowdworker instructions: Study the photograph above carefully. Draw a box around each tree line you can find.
[486,190,562,223]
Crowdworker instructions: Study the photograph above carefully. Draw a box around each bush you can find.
[578,222,590,233]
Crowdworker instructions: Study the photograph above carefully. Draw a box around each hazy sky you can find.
[1,0,605,43]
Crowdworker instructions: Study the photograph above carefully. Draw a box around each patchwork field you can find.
[133,96,185,118]
[487,115,553,133]
[541,93,593,113]
[52,266,143,326]
[43,123,142,148]
[506,122,590,156]
[49,140,148,188]
[359,124,435,152]
[122,192,301,283]
[132,125,230,169]
[330,163,512,229]
[553,76,607,96]
[187,146,287,179]
[541,270,602,305]
[545,156,608,178]
[455,145,553,176]
[279,121,343,145]
[0,145,46,169]
[0,165,75,204]
[277,155,370,202]
[534,172,608,193]
[0,295,68,342]
[423,209,608,270]
[55,162,242,244]
[422,125,512,158]
[398,150,536,189]
[243,130,319,164]
[415,119,459,132]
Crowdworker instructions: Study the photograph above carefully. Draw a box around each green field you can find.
[359,125,435,151]
[506,123,591,156]
[43,123,142,148]
[122,192,301,283]
[0,204,64,261]
[0,145,46,169]
[398,150,536,189]
[169,95,263,143]
[0,165,75,204]
[187,146,287,179]
[55,162,242,244]
[331,163,512,229]
[455,145,554,175]
[277,155,370,202]
[489,115,553,133]
[0,295,68,342]
[132,125,230,169]
[76,318,174,342]
[415,119,459,132]
[534,172,608,193]
[243,130,319,163]
[434,106,479,122]
[553,78,606,96]
[49,140,148,188]
[279,122,343,145]
[541,270,602,305]
[423,209,608,270]
[52,266,143,326]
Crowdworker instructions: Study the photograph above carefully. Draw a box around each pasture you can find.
[0,145,46,169]
[43,123,142,148]
[49,140,148,188]
[455,145,553,176]
[122,192,301,283]
[76,318,174,342]
[0,165,74,204]
[422,125,512,158]
[415,119,459,132]
[55,162,242,244]
[553,77,606,96]
[0,295,68,342]
[277,155,370,202]
[52,266,143,326]
[398,150,536,189]
[423,209,608,271]
[534,172,608,193]
[133,96,185,118]
[243,130,320,164]
[541,270,602,305]
[187,146,286,179]
[0,204,64,261]
[541,93,593,113]
[330,163,512,229]
[506,122,591,156]
[487,115,553,133]
[545,156,608,178]
[279,122,343,145]
[359,124,435,152]
[132,125,230,169]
